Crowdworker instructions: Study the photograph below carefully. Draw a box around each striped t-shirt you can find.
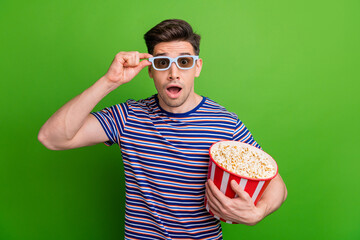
[91,94,260,240]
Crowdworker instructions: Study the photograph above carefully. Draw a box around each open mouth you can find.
[166,86,182,98]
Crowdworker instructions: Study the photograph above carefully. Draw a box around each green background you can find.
[1,0,359,239]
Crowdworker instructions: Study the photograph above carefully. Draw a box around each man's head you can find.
[144,19,201,56]
[144,19,203,113]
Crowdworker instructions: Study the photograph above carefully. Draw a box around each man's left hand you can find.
[205,179,265,225]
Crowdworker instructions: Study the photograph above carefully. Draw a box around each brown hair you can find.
[144,19,201,55]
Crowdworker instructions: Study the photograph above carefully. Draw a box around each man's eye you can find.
[160,60,167,65]
[181,59,188,65]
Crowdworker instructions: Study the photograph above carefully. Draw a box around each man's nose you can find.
[168,62,180,80]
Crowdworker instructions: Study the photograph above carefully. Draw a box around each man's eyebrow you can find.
[179,52,192,55]
[154,52,193,57]
[154,53,167,57]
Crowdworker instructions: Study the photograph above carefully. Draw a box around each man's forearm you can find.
[256,173,287,220]
[38,76,115,148]
[38,51,152,150]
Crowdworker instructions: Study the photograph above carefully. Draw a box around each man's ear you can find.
[148,65,153,79]
[195,58,203,77]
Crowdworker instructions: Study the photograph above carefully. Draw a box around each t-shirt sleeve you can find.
[233,118,262,150]
[90,102,129,146]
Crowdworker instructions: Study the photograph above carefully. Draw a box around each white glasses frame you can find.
[148,55,199,71]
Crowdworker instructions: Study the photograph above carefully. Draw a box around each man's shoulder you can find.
[202,97,238,120]
[125,95,154,105]
[123,95,157,112]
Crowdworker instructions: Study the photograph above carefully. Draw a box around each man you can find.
[38,19,287,239]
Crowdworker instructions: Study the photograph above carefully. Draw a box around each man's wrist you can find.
[96,76,122,95]
[254,202,268,223]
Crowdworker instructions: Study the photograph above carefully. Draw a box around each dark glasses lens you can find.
[153,58,170,69]
[150,55,198,70]
[177,57,194,68]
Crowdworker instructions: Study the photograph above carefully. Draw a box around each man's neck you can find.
[158,93,203,114]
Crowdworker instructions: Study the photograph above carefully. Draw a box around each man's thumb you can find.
[131,60,151,76]
[138,60,151,70]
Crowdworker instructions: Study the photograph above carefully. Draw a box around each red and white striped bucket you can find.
[205,141,278,224]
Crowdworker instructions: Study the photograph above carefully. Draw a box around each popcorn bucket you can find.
[205,141,278,224]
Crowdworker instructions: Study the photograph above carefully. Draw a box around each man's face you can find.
[148,41,203,113]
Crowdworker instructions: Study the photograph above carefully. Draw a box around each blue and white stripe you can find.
[91,94,260,239]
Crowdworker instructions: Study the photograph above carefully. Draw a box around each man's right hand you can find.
[103,51,153,90]
[38,51,153,150]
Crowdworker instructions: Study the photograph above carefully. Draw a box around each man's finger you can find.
[129,60,151,76]
[134,52,140,66]
[122,54,138,67]
[230,180,251,200]
[207,179,229,203]
[205,182,222,213]
[139,53,153,59]
[138,59,151,69]
[121,52,152,67]
[207,202,223,221]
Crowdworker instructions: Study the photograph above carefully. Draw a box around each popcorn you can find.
[205,141,278,224]
[210,142,276,179]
